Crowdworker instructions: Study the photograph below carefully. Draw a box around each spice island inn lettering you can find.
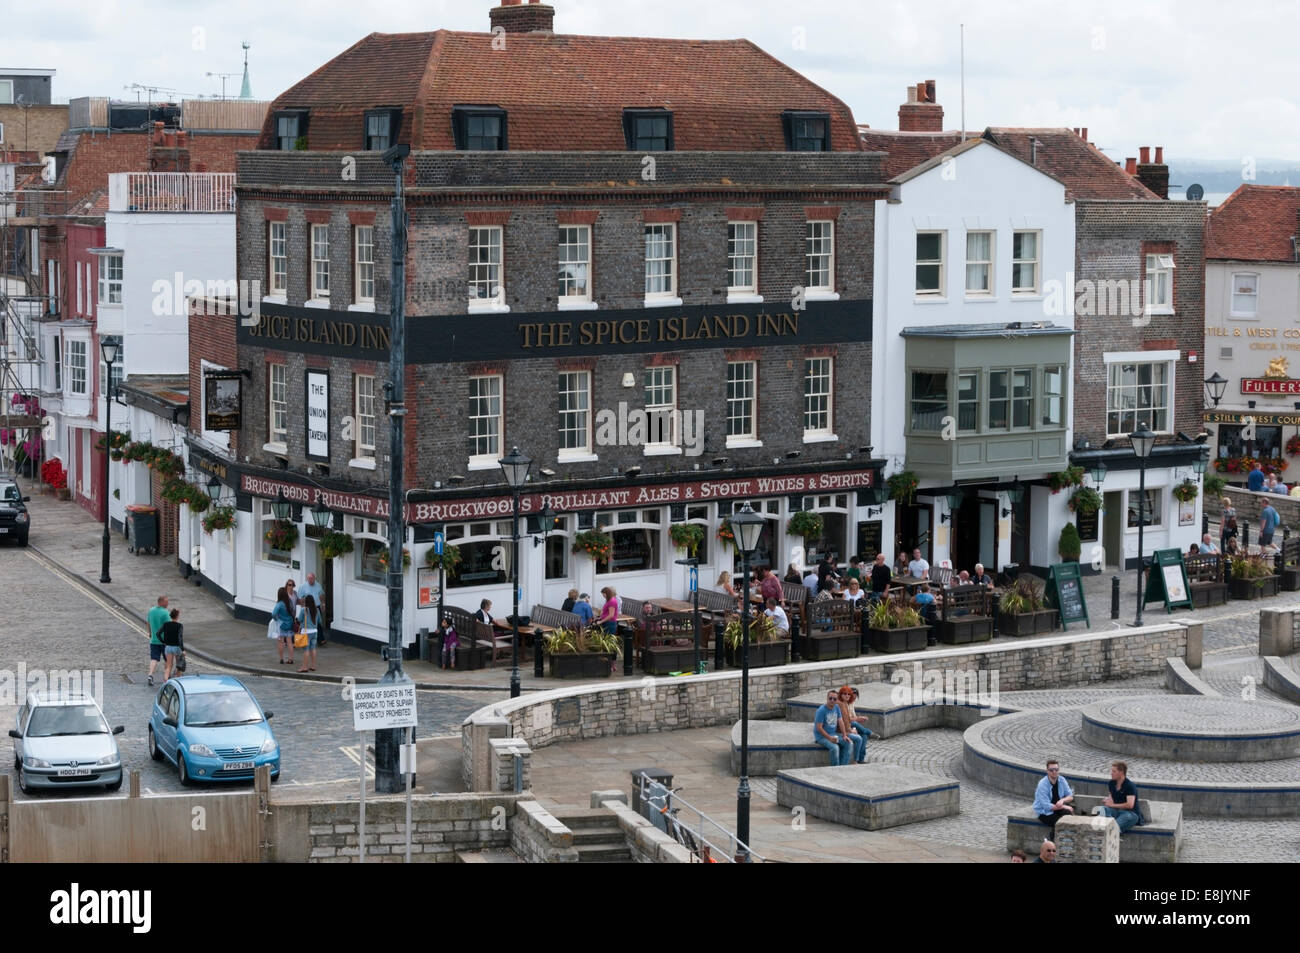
[247,314,391,350]
[520,311,799,348]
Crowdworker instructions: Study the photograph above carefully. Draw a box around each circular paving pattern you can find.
[1081,696,1300,762]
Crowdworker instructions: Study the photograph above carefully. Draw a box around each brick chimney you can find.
[898,79,943,133]
[490,0,555,34]
[149,122,191,173]
[1135,144,1169,199]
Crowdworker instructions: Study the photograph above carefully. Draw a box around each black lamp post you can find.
[529,503,555,678]
[98,335,121,584]
[205,476,223,503]
[1130,423,1156,626]
[499,446,532,697]
[729,502,764,862]
[1204,372,1227,408]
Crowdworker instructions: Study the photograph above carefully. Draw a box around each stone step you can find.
[456,848,523,863]
[552,809,618,829]
[570,826,625,846]
[574,843,633,863]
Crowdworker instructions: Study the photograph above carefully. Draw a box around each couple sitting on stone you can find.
[813,686,873,766]
[1033,758,1141,838]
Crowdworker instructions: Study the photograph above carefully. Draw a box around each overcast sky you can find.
[13,0,1300,164]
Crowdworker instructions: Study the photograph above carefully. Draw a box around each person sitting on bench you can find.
[1100,761,1141,833]
[1032,759,1074,836]
[813,690,853,766]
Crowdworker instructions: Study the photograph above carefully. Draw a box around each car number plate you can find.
[225,761,255,771]
[57,768,92,777]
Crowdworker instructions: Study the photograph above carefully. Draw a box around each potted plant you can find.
[1228,554,1279,600]
[997,576,1059,636]
[1287,435,1300,456]
[122,441,152,464]
[668,523,705,556]
[1058,523,1082,563]
[424,543,462,576]
[264,519,299,553]
[319,530,354,561]
[545,625,619,679]
[887,470,919,505]
[1204,474,1227,498]
[723,612,789,668]
[787,510,824,543]
[201,505,236,535]
[1067,486,1102,515]
[377,547,412,571]
[716,517,736,550]
[866,598,928,653]
[1047,465,1085,494]
[571,528,613,561]
[1171,480,1199,504]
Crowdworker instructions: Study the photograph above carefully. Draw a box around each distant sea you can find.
[1167,190,1231,207]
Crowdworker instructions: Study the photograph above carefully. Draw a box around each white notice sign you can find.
[352,682,418,731]
[306,370,329,460]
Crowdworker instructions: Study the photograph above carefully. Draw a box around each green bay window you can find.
[910,371,948,432]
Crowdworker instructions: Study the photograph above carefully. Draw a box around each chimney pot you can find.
[1139,146,1151,164]
[490,0,555,34]
[1154,146,1164,164]
[1126,157,1138,175]
[1081,127,1088,142]
[916,82,926,103]
[925,79,936,102]
[907,86,918,104]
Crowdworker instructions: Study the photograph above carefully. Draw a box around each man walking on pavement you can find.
[299,572,327,646]
[146,595,170,686]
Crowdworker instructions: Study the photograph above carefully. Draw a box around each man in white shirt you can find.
[1198,534,1219,554]
[802,570,820,596]
[764,597,790,637]
[474,599,493,625]
[908,548,930,580]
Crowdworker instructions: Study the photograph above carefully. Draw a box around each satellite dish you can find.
[1186,183,1204,201]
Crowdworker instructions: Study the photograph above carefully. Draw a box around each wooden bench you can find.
[1006,794,1183,863]
[936,584,995,644]
[640,612,700,674]
[781,581,811,658]
[1184,553,1228,607]
[440,605,489,670]
[1276,536,1300,591]
[803,600,862,660]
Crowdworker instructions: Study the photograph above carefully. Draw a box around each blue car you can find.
[147,675,280,784]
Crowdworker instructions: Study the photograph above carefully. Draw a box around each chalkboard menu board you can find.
[1143,548,1193,614]
[1076,507,1099,542]
[857,521,884,561]
[1047,562,1090,630]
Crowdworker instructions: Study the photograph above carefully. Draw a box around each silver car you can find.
[9,691,124,794]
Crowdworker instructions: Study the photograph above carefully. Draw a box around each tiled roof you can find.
[263,30,862,152]
[1207,185,1300,262]
[860,125,1158,200]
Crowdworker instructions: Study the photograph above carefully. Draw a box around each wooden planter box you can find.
[1229,575,1280,601]
[55,487,71,500]
[868,625,929,654]
[938,616,995,645]
[1282,567,1300,592]
[724,640,790,669]
[457,643,489,671]
[1189,583,1228,608]
[997,609,1060,637]
[547,652,616,679]
[802,631,861,661]
[641,644,698,675]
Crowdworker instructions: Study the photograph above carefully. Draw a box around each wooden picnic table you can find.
[653,598,698,614]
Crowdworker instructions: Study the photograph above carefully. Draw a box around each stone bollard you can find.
[490,737,532,792]
[464,713,512,791]
[1184,621,1203,669]
[1054,814,1119,863]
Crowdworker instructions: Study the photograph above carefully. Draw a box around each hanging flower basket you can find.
[1048,465,1085,494]
[319,530,354,561]
[716,518,736,549]
[264,519,299,552]
[887,470,919,505]
[668,523,705,555]
[787,510,824,541]
[1171,480,1199,504]
[377,547,411,571]
[1067,486,1103,514]
[424,544,463,575]
[202,505,236,534]
[122,441,152,464]
[1288,435,1300,456]
[572,528,613,561]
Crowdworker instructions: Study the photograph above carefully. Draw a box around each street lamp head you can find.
[271,489,291,521]
[205,476,222,502]
[1087,461,1107,486]
[99,335,121,366]
[1193,449,1209,477]
[498,446,532,489]
[1004,477,1025,504]
[730,503,764,556]
[1130,423,1157,459]
[1204,371,1227,408]
[310,501,333,529]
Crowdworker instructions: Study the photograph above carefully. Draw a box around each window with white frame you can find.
[468,374,502,461]
[800,494,850,565]
[354,374,376,460]
[1230,273,1258,317]
[354,226,375,304]
[310,224,330,299]
[558,370,592,455]
[66,339,87,395]
[1012,231,1040,294]
[0,80,12,104]
[1145,253,1174,313]
[1106,360,1172,436]
[644,224,676,298]
[909,371,947,432]
[1127,488,1163,529]
[1011,367,1034,428]
[803,357,833,436]
[1042,365,1064,427]
[99,345,124,402]
[468,226,503,306]
[805,221,834,292]
[728,222,758,294]
[726,361,757,441]
[557,225,591,303]
[916,231,945,296]
[445,520,513,588]
[97,254,122,305]
[268,363,288,445]
[544,514,571,580]
[965,230,993,295]
[261,500,293,564]
[352,517,386,584]
[595,508,662,574]
[268,222,287,296]
[987,370,1009,430]
[644,365,676,446]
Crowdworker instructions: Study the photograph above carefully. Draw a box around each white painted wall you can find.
[1205,259,1300,408]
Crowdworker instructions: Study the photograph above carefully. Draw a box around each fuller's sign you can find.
[1240,378,1300,395]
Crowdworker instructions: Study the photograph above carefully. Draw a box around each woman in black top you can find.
[160,608,184,681]
[561,589,579,613]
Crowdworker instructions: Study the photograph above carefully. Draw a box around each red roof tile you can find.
[264,30,861,152]
[1207,185,1300,262]
[858,128,977,180]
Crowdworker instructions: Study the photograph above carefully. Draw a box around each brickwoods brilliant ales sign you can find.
[240,299,871,362]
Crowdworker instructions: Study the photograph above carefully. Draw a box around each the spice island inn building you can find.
[182,1,891,647]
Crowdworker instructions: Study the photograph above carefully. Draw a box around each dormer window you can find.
[783,111,831,151]
[365,109,400,151]
[623,109,673,151]
[274,110,308,151]
[452,106,507,151]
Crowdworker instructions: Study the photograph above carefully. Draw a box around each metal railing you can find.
[633,771,768,863]
[110,172,236,213]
